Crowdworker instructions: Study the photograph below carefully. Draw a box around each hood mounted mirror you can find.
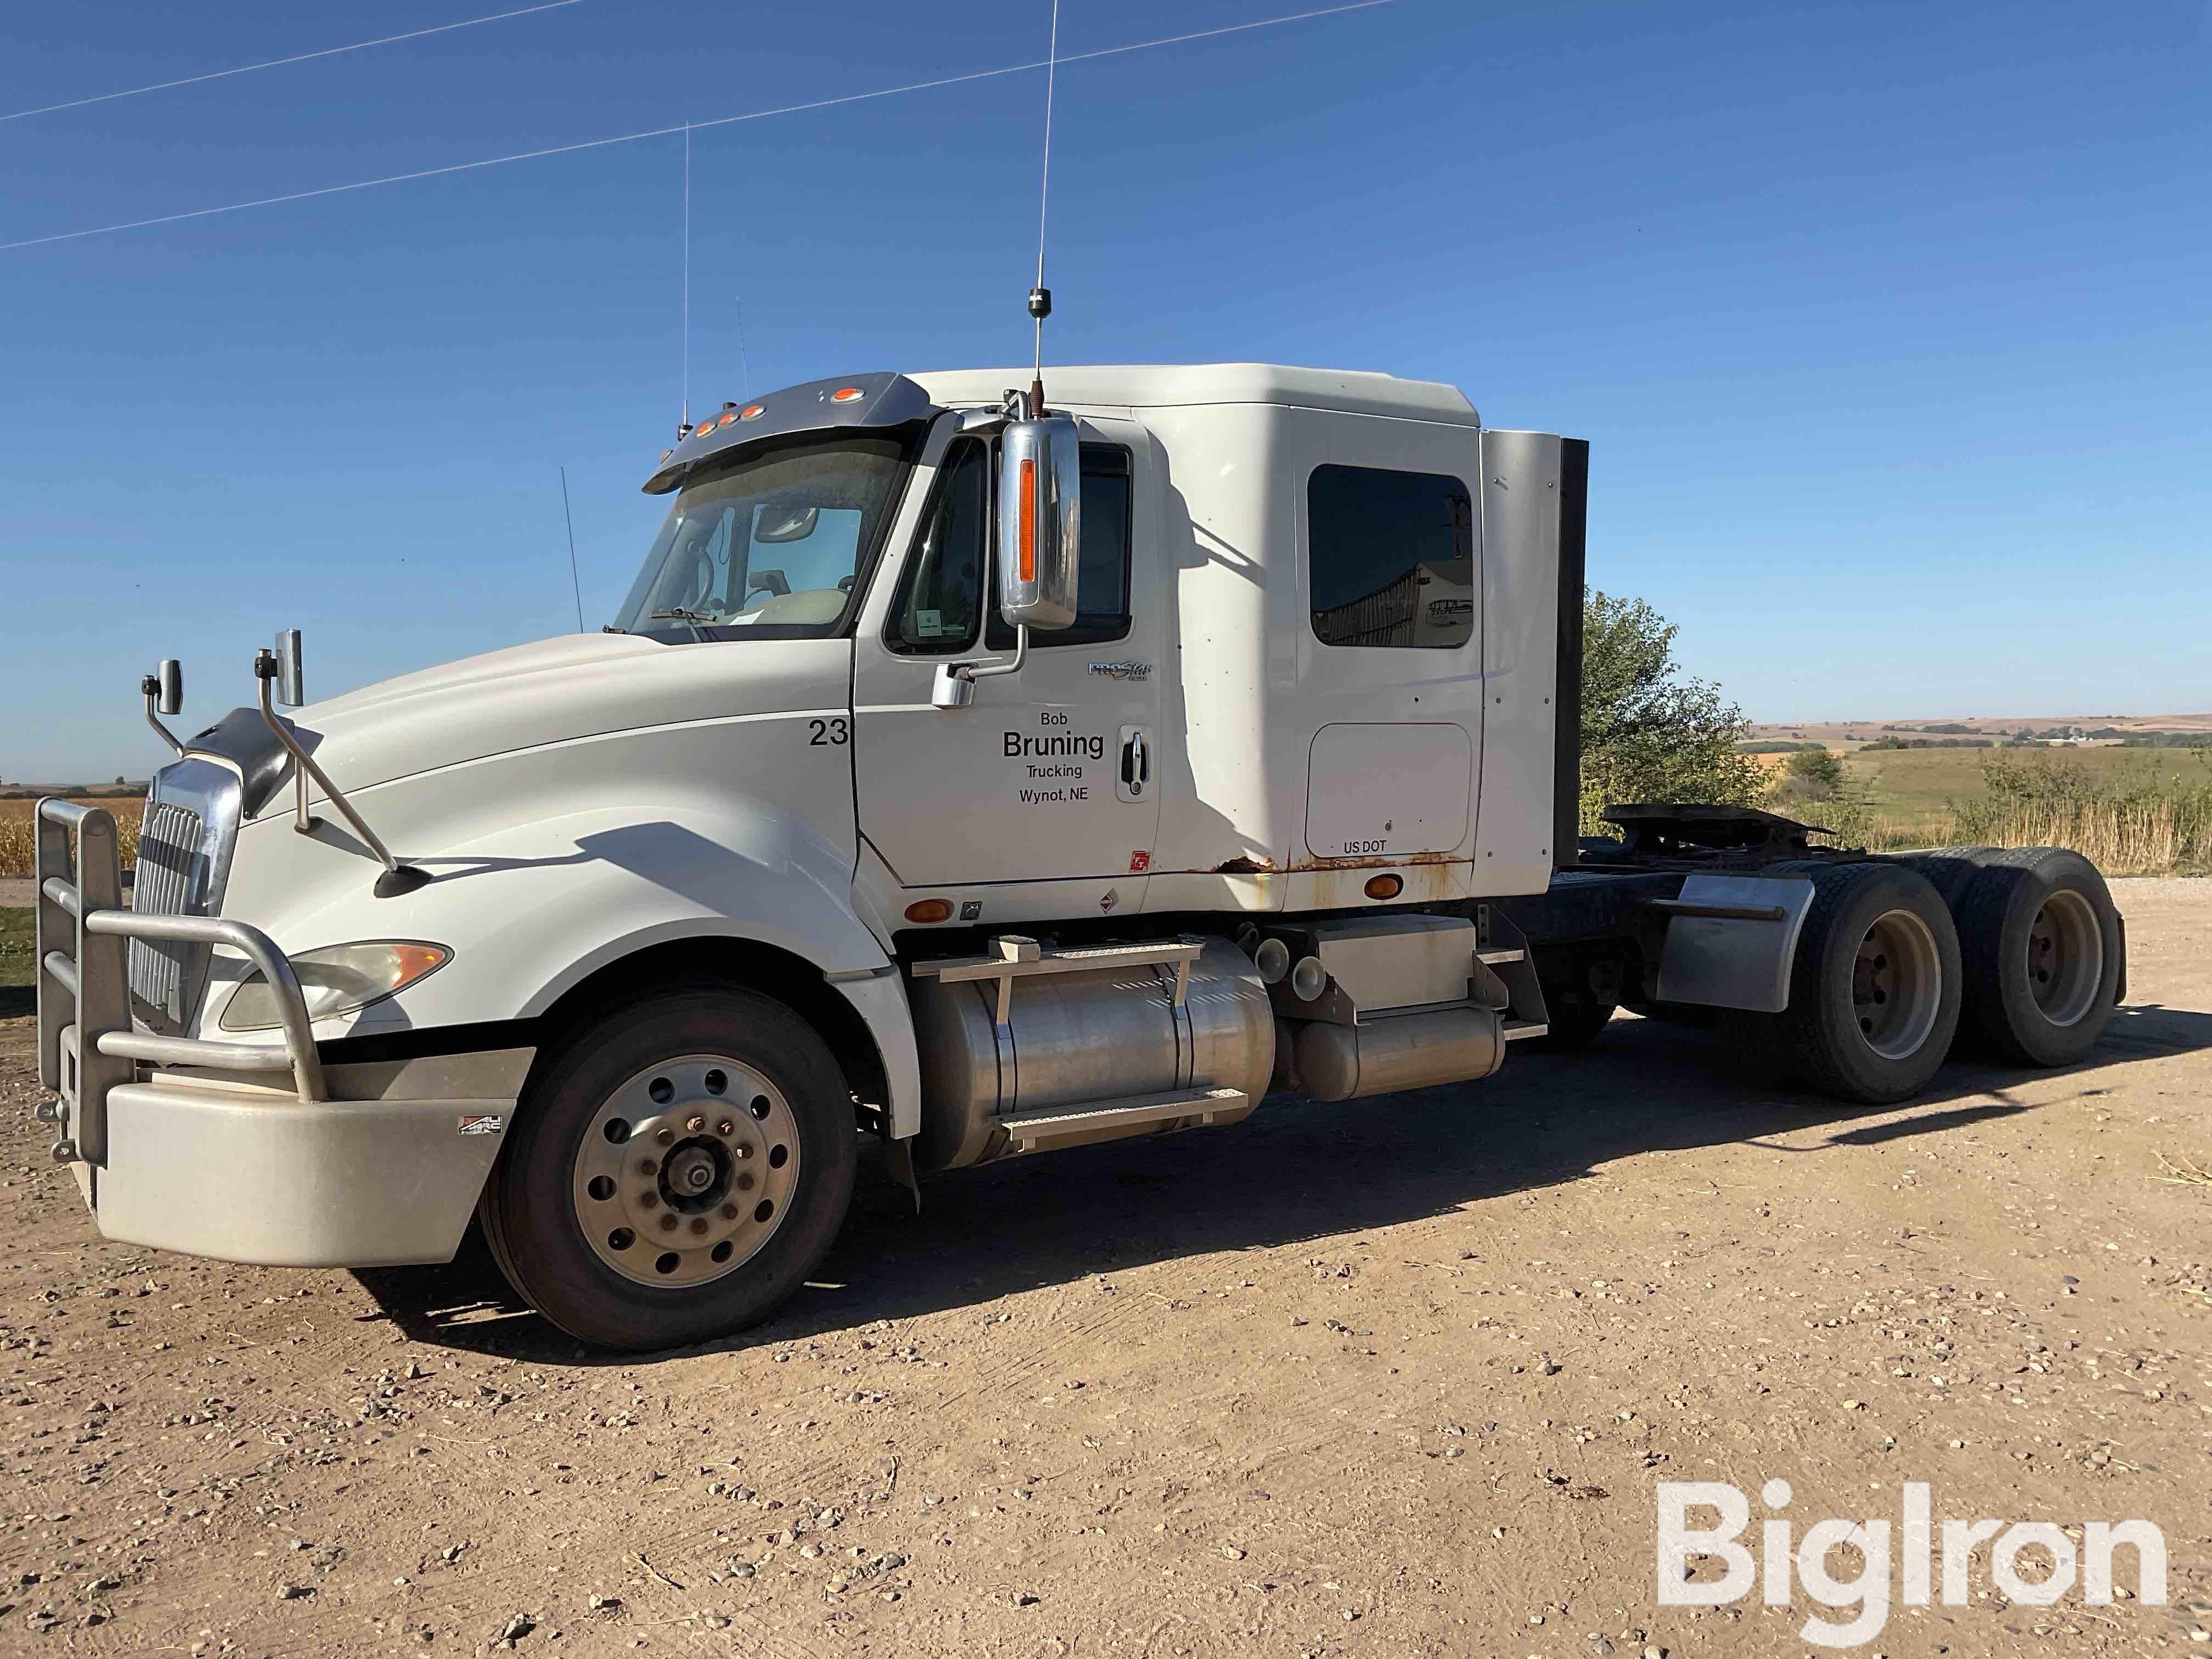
[250,628,430,898]
[142,658,187,755]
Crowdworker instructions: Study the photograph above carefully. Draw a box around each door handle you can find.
[1119,729,1149,798]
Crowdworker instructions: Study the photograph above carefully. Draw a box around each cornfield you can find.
[0,802,144,878]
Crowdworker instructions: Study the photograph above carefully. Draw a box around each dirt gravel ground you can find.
[3,879,2208,1659]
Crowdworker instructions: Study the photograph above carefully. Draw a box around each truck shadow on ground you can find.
[349,998,2212,1364]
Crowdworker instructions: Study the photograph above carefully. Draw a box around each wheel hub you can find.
[2024,888,2102,1028]
[662,1140,726,1207]
[570,1055,801,1288]
[1851,907,1942,1061]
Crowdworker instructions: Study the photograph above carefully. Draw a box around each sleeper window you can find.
[1307,464,1475,648]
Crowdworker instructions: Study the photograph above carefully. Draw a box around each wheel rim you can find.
[571,1053,802,1288]
[1850,908,1942,1060]
[2025,888,2103,1029]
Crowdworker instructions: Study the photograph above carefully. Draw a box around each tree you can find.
[1779,746,1845,800]
[1578,588,1763,833]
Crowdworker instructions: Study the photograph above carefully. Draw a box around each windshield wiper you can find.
[647,606,723,639]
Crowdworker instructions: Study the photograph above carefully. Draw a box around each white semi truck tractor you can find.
[34,365,2126,1350]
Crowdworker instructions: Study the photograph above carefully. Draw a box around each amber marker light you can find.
[740,404,765,420]
[831,386,865,403]
[904,899,954,924]
[1018,458,1038,583]
[1364,873,1403,900]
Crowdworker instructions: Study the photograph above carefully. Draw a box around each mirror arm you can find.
[961,624,1028,685]
[140,679,185,758]
[930,625,1028,711]
[253,652,430,896]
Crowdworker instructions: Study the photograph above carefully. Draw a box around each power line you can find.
[0,1,588,125]
[1,1,1397,253]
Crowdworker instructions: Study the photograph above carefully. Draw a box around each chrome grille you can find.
[129,802,206,1028]
[123,757,243,1034]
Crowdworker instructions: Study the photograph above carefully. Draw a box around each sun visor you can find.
[640,373,942,494]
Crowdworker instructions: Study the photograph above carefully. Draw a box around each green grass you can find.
[1843,746,2212,839]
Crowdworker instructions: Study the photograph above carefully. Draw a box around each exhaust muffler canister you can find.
[1293,1005,1504,1103]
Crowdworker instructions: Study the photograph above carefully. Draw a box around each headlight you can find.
[219,940,451,1032]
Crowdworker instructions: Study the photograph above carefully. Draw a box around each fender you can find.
[207,795,924,1139]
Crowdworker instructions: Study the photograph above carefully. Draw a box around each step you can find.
[910,939,1202,984]
[996,1086,1250,1154]
[1502,1019,1549,1041]
[1476,947,1526,966]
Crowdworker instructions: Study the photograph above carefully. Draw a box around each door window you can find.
[885,439,1135,653]
[886,439,990,652]
[1307,463,1475,648]
[986,444,1133,650]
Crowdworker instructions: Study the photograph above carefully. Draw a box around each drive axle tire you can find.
[1534,991,1617,1049]
[1889,846,2001,909]
[1955,849,2120,1066]
[1777,862,1961,1104]
[481,985,856,1352]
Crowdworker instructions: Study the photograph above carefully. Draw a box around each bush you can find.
[1761,746,1875,847]
[1939,753,2212,874]
[1781,748,1845,798]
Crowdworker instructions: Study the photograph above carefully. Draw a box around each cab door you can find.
[852,421,1164,894]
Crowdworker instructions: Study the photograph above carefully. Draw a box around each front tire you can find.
[482,986,856,1351]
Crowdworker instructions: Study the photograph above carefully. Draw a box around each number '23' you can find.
[808,716,850,747]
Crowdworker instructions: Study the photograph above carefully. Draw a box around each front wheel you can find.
[482,986,857,1351]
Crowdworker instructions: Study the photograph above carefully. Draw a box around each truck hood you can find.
[216,633,848,815]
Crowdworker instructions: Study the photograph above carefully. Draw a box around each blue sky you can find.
[2,0,2207,781]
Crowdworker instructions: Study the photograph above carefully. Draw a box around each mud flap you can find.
[883,1132,921,1215]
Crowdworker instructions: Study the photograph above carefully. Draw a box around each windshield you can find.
[613,435,913,640]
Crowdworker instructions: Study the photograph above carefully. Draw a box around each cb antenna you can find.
[679,123,692,438]
[558,465,585,631]
[1027,0,1061,414]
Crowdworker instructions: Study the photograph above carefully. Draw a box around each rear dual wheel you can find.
[1729,862,1962,1104]
[1955,848,2120,1065]
[481,986,856,1352]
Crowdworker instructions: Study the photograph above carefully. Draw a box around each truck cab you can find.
[33,364,2121,1350]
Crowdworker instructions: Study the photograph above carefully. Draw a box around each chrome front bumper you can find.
[33,798,531,1267]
